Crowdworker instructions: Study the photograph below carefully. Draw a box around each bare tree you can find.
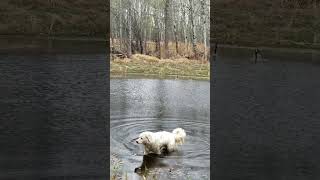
[189,0,196,57]
[201,0,208,60]
[111,0,210,60]
[164,0,171,58]
[127,4,132,58]
[313,0,320,44]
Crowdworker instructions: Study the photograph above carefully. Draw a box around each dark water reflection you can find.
[111,79,210,179]
[217,46,320,64]
[0,42,108,179]
[213,46,320,180]
[0,36,106,54]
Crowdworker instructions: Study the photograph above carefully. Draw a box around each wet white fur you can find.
[136,128,186,155]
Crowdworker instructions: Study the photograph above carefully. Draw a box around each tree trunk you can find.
[174,24,178,55]
[313,0,319,44]
[127,6,132,58]
[159,23,162,59]
[164,0,170,58]
[144,29,147,54]
[189,0,196,57]
[48,16,55,35]
[119,0,122,50]
[139,38,143,54]
[111,36,114,47]
[203,26,207,60]
[181,2,188,46]
[314,33,318,44]
[180,2,188,55]
[201,0,207,60]
[287,1,298,28]
[139,1,144,54]
[154,12,161,59]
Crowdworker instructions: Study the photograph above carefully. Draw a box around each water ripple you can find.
[110,116,210,167]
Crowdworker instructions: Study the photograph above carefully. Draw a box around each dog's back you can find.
[172,128,186,145]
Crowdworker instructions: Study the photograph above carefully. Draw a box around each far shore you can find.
[213,42,320,52]
[1,35,320,53]
[0,34,107,41]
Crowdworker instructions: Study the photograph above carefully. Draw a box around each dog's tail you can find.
[172,128,186,145]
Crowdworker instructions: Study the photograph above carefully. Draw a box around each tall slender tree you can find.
[111,0,210,60]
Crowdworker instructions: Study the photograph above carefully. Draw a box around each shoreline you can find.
[212,42,320,53]
[110,73,209,81]
[1,35,319,52]
[0,34,107,41]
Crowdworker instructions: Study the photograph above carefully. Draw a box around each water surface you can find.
[111,79,210,179]
[0,39,108,179]
[213,46,320,179]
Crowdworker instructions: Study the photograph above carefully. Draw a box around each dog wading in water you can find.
[136,128,186,155]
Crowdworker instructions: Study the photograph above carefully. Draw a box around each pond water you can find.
[110,79,210,179]
[0,38,108,179]
[213,46,320,179]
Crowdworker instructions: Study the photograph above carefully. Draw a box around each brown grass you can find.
[111,54,210,80]
[111,39,209,61]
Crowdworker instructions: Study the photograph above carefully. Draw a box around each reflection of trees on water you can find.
[312,50,320,63]
[155,80,166,131]
[119,80,129,117]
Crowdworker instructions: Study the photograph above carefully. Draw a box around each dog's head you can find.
[136,132,152,145]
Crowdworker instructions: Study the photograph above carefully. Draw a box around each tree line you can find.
[214,0,320,49]
[111,0,210,60]
[0,0,107,37]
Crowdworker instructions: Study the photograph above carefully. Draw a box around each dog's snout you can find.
[136,140,138,143]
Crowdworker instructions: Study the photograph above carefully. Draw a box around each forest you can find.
[110,0,210,60]
[0,0,107,37]
[214,0,320,49]
[2,0,318,50]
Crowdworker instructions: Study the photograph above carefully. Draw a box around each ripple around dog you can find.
[110,116,210,171]
[111,117,209,152]
[110,79,210,179]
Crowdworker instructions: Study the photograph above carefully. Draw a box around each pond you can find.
[0,38,108,179]
[110,79,210,179]
[213,46,320,179]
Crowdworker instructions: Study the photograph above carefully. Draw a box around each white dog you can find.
[136,128,186,155]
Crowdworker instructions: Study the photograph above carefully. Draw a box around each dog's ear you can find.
[145,133,152,143]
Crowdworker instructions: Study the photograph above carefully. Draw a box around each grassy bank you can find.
[110,54,210,80]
